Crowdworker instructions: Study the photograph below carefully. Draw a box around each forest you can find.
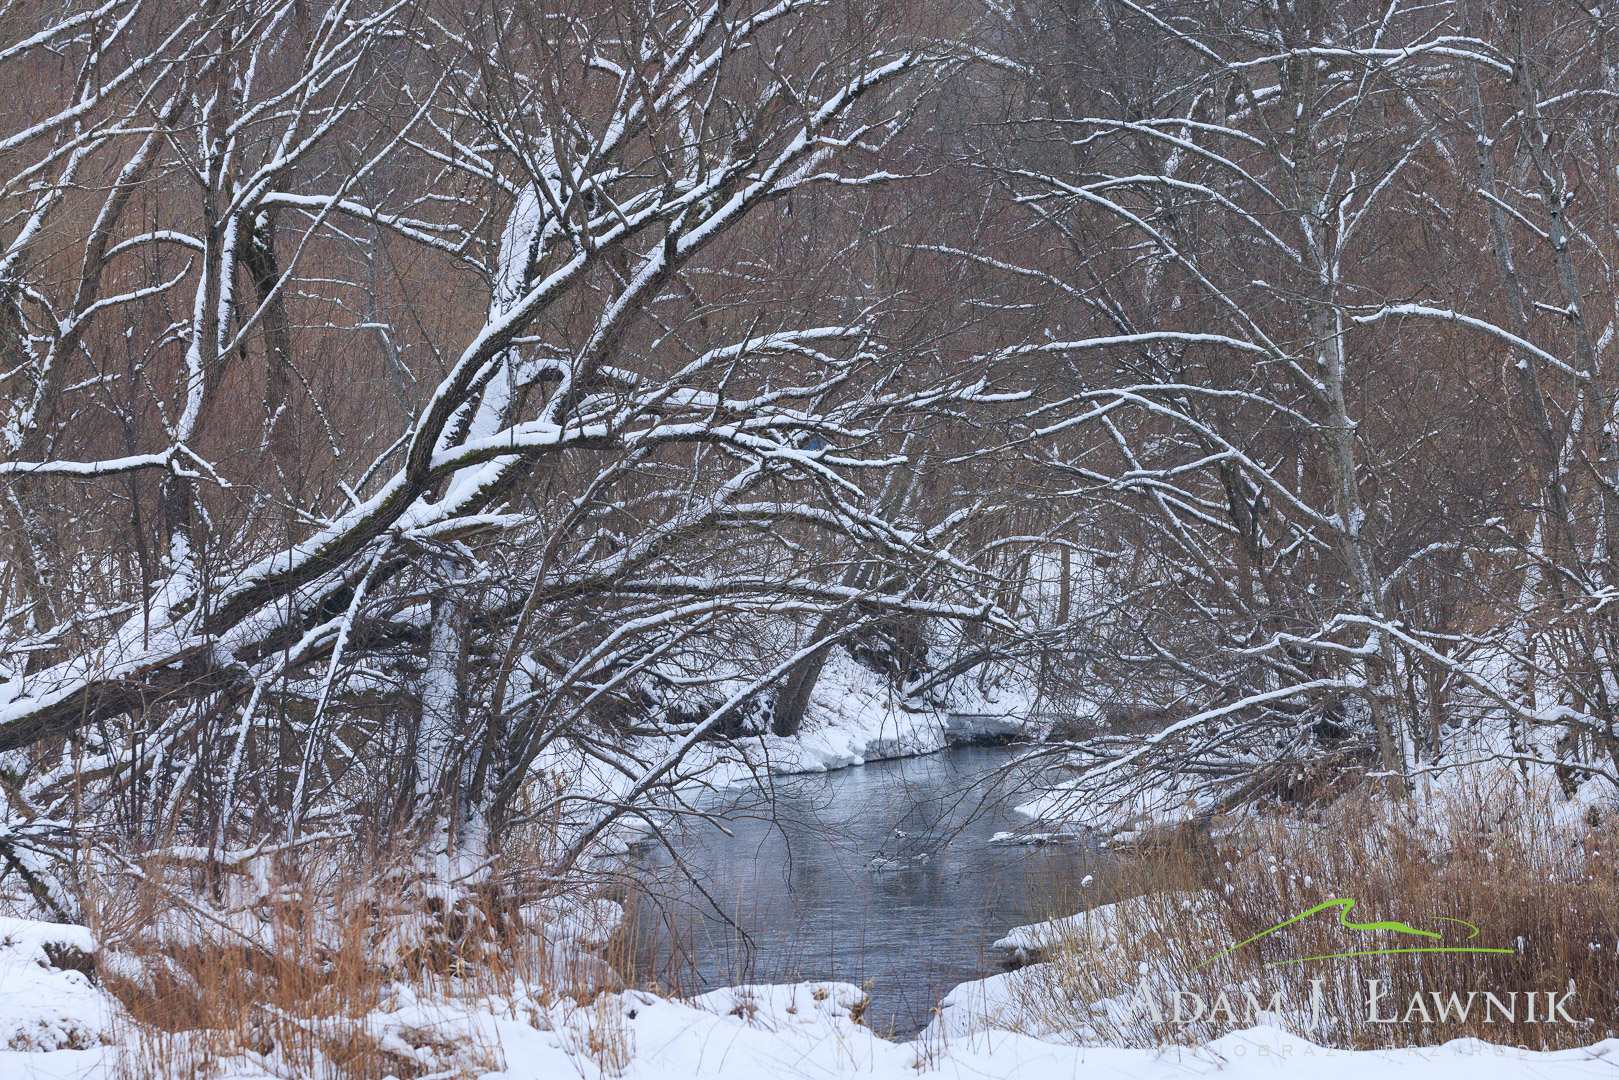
[2,1,1619,1077]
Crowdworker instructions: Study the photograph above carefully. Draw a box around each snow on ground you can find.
[526,652,964,860]
[23,691,1618,1076]
[1013,770,1213,845]
[0,917,111,1056]
[682,653,1043,783]
[0,911,1613,1079]
[1009,718,1619,849]
[704,652,956,778]
[552,653,1037,858]
[4,957,1618,1079]
[0,917,116,1079]
[989,892,1213,966]
[433,983,1619,1080]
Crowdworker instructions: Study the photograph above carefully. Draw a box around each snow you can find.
[707,655,1044,779]
[599,652,962,810]
[627,655,1044,792]
[11,685,1610,1078]
[0,898,1607,1080]
[1,910,1615,1079]
[1014,770,1213,844]
[0,917,112,1068]
[989,830,1083,846]
[990,892,1214,965]
[739,653,951,774]
[523,895,624,950]
[6,957,1618,1079]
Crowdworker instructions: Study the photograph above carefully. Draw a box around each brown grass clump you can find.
[80,844,621,1080]
[1004,766,1619,1050]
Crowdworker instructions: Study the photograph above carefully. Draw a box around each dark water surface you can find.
[624,746,1103,1036]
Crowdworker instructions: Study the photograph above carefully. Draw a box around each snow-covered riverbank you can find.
[694,654,1038,782]
[5,923,1615,1080]
[569,655,1039,857]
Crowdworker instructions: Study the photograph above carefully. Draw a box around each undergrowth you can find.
[79,843,626,1080]
[1003,764,1619,1050]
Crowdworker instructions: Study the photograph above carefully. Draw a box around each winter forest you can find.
[4,0,1619,1076]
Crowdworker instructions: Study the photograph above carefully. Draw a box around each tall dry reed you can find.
[1002,767,1618,1050]
[82,844,621,1079]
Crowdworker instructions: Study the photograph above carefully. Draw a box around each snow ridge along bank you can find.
[4,936,1618,1080]
[616,654,1039,805]
[708,653,1040,779]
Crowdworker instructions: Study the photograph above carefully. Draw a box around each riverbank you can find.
[691,653,1039,784]
[18,703,1616,1075]
[4,939,1617,1079]
[574,654,1039,859]
[934,757,1619,1055]
[7,750,1619,1076]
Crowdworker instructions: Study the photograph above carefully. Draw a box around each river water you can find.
[623,745,1103,1036]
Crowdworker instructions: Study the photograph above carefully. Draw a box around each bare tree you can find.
[0,0,1027,905]
[944,0,1561,815]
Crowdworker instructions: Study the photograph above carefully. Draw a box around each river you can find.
[623,745,1104,1036]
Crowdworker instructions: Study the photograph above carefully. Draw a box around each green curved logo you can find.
[1193,898,1516,970]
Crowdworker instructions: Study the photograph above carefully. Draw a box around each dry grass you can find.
[79,845,626,1080]
[1004,766,1619,1050]
[50,764,1619,1073]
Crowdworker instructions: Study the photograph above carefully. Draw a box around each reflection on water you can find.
[624,745,1104,1036]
